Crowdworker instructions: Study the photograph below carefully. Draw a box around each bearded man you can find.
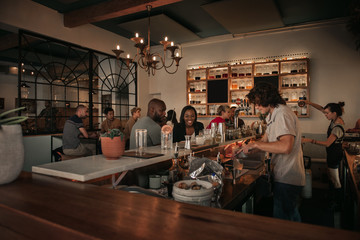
[129,98,166,149]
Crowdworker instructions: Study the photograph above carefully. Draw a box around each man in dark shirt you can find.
[62,105,96,156]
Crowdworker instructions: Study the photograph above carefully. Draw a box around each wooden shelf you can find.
[187,58,310,118]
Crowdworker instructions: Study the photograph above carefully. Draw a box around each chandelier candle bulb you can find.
[112,5,182,76]
[127,54,130,59]
[116,45,120,50]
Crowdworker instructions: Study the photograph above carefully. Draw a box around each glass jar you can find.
[246,79,252,89]
[231,79,238,90]
[246,66,252,76]
[282,91,289,101]
[291,90,298,101]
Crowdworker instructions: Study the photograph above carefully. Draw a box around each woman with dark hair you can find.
[173,105,204,143]
[302,100,345,208]
[166,109,178,126]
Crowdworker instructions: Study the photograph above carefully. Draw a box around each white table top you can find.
[32,137,254,182]
[32,146,191,182]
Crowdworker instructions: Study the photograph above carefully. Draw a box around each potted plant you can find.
[100,128,126,160]
[0,107,28,185]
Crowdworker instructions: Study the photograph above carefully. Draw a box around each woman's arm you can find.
[304,100,325,113]
[307,134,337,147]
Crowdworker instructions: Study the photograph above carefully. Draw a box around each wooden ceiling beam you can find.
[64,0,182,28]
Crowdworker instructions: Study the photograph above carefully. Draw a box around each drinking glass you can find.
[185,135,191,150]
[136,129,147,155]
[161,131,173,149]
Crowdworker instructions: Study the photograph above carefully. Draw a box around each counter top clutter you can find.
[1,172,360,240]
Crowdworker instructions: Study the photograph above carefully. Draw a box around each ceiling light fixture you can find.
[112,5,182,76]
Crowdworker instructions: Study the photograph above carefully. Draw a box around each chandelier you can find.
[112,5,182,76]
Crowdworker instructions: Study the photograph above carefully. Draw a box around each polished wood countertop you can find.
[1,172,359,240]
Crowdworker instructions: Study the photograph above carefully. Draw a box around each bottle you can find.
[301,105,307,116]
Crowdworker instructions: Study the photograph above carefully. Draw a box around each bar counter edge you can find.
[0,172,359,240]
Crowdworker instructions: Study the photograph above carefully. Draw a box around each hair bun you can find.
[338,101,345,107]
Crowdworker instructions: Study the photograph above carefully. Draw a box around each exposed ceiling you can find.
[28,0,353,46]
[0,0,356,67]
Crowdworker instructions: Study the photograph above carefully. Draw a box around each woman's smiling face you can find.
[184,109,196,127]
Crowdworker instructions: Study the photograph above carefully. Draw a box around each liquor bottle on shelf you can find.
[281,62,290,74]
[282,91,289,101]
[201,82,206,92]
[232,68,238,77]
[245,79,252,89]
[209,69,215,79]
[263,65,270,75]
[222,68,228,78]
[290,62,299,73]
[246,66,252,76]
[300,76,307,86]
[299,61,307,73]
[215,69,222,78]
[291,90,298,101]
[299,90,307,101]
[239,79,245,89]
[231,79,238,90]
[189,82,195,92]
[271,64,278,74]
[300,105,307,116]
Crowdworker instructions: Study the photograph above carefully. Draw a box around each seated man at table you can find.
[100,107,123,134]
[129,98,166,149]
[62,105,97,157]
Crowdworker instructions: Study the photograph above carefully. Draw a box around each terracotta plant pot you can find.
[0,125,24,184]
[101,136,125,160]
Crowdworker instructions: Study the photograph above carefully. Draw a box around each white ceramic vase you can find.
[0,125,24,185]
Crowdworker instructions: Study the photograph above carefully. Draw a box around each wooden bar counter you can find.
[1,172,359,239]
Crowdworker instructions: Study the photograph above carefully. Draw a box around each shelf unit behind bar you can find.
[186,58,310,118]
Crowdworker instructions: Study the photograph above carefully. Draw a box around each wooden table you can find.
[1,172,359,240]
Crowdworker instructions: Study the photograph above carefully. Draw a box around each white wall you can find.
[146,22,360,134]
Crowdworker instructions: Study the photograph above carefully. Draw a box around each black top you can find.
[173,122,204,143]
